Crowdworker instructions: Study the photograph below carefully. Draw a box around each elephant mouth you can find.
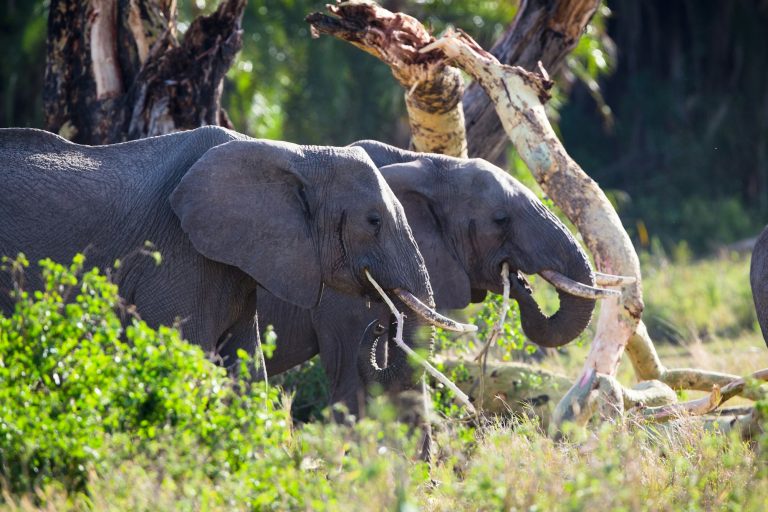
[497,259,620,300]
[367,315,398,368]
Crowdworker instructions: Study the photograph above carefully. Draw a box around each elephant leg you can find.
[316,327,367,421]
[216,290,266,381]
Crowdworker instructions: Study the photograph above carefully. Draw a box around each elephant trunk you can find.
[512,252,597,348]
[357,296,434,391]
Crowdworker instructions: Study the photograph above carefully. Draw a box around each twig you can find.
[466,263,510,410]
[365,270,477,415]
[474,263,511,365]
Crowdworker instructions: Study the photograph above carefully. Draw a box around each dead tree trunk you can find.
[307,0,601,160]
[463,0,601,162]
[44,0,246,145]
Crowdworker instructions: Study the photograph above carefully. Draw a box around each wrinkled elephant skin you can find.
[260,141,598,414]
[0,128,437,373]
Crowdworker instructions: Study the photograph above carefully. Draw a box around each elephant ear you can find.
[381,159,471,310]
[170,139,322,309]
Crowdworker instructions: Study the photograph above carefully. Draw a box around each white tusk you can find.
[393,288,477,333]
[594,272,637,286]
[539,270,621,299]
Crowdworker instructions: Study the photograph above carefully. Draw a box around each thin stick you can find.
[468,263,510,410]
[365,270,477,415]
[474,263,511,364]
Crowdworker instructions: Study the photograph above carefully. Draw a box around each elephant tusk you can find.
[362,271,476,332]
[539,269,621,299]
[392,288,478,333]
[594,271,637,287]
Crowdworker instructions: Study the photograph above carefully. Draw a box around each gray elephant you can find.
[259,141,606,413]
[0,127,456,369]
[750,225,768,346]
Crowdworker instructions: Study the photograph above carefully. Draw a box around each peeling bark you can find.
[463,0,601,162]
[307,2,467,157]
[44,0,245,145]
[90,0,123,99]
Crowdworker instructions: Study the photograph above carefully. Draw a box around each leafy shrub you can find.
[1,254,768,511]
[0,254,294,501]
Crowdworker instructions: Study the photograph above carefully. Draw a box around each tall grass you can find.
[641,245,758,343]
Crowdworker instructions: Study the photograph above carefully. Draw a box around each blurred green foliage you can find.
[561,0,768,252]
[640,244,758,343]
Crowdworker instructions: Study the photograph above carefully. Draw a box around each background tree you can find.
[43,0,246,145]
[1,1,766,257]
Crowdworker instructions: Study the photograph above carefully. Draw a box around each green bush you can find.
[0,254,294,502]
[0,254,430,510]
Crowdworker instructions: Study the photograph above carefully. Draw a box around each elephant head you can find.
[352,140,598,349]
[169,138,454,370]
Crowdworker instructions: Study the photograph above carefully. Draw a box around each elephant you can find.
[258,140,608,414]
[750,225,768,347]
[0,127,463,371]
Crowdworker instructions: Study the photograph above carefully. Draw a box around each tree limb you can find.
[307,1,466,156]
[641,368,768,422]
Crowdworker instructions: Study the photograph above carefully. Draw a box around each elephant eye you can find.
[373,323,387,336]
[367,212,382,231]
[493,212,510,226]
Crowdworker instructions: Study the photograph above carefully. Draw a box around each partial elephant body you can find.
[0,127,252,350]
[0,128,438,370]
[750,225,768,347]
[262,140,599,415]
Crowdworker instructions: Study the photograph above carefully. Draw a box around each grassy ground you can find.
[3,252,768,511]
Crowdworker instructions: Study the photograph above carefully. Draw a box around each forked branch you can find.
[307,1,466,156]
